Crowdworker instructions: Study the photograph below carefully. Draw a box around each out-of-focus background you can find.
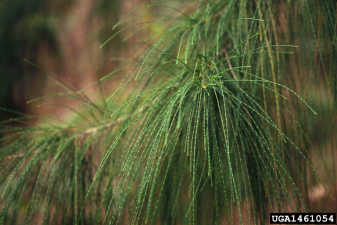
[0,0,151,121]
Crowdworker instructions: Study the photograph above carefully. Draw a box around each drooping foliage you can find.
[0,0,336,224]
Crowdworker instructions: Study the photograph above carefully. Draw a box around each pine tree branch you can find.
[202,7,227,23]
[222,48,237,80]
[2,100,154,161]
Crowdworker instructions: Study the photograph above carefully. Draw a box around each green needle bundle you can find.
[0,0,336,224]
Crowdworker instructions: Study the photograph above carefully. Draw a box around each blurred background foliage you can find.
[0,0,62,120]
[0,0,149,121]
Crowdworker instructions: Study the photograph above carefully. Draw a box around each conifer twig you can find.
[202,7,228,23]
[222,48,237,80]
[2,100,155,161]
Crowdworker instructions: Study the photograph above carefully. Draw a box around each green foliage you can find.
[0,0,336,224]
